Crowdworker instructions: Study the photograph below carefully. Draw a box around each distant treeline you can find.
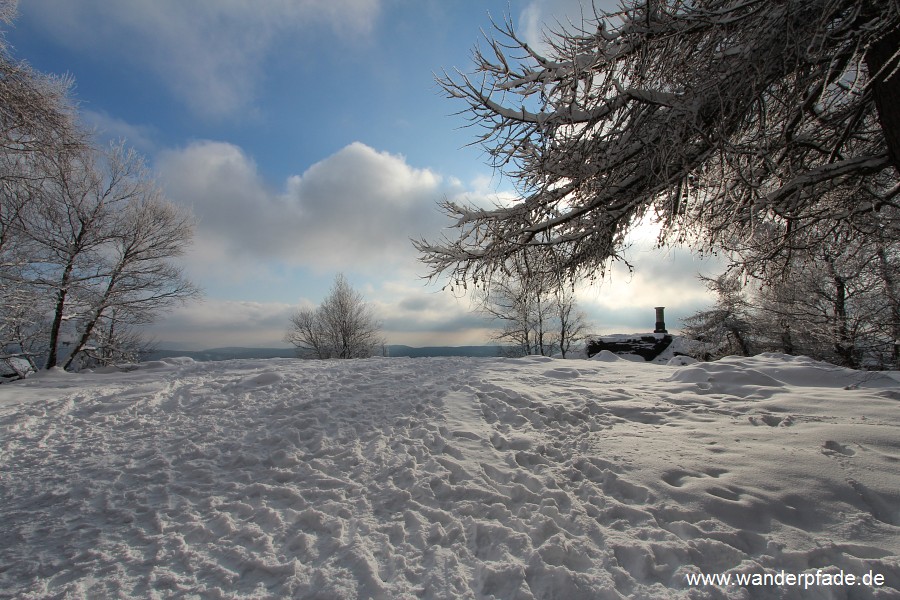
[144,346,506,362]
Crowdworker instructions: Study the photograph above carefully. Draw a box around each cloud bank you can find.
[152,139,518,348]
[157,140,456,277]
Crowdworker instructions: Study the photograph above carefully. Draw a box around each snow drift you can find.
[0,354,897,598]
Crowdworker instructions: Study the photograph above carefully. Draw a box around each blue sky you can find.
[8,0,719,349]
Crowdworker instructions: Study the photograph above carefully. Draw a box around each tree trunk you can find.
[45,261,74,369]
[536,295,546,356]
[779,320,794,355]
[63,306,103,370]
[558,312,568,359]
[62,265,124,370]
[831,273,856,368]
[730,326,751,357]
[875,240,900,369]
[866,25,900,174]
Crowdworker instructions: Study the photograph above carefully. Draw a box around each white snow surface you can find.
[1,353,898,599]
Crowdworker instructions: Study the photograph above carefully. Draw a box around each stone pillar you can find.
[654,307,667,333]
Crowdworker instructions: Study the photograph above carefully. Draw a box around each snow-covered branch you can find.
[420,0,900,285]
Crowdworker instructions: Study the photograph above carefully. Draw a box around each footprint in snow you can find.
[748,414,794,427]
[241,372,284,387]
[661,467,729,488]
[822,440,856,457]
[543,368,581,379]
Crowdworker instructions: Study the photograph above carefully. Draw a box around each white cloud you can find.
[282,143,448,268]
[21,0,381,117]
[370,280,493,347]
[156,140,464,278]
[81,110,158,154]
[151,140,522,348]
[150,299,299,349]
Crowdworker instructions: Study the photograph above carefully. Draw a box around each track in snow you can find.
[1,354,898,599]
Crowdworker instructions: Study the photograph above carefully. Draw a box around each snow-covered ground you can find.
[1,353,898,599]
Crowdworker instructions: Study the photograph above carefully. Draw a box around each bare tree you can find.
[0,0,85,374]
[286,306,331,359]
[752,231,893,368]
[682,272,754,359]
[0,3,81,178]
[0,286,44,375]
[14,143,197,370]
[0,6,198,375]
[477,253,590,357]
[874,229,900,369]
[2,142,199,373]
[60,148,199,370]
[555,286,590,358]
[70,311,156,369]
[285,274,382,359]
[477,270,548,356]
[685,221,900,368]
[18,145,118,368]
[416,0,900,287]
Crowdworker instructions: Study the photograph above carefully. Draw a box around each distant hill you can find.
[146,347,296,362]
[145,345,503,362]
[384,345,503,358]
